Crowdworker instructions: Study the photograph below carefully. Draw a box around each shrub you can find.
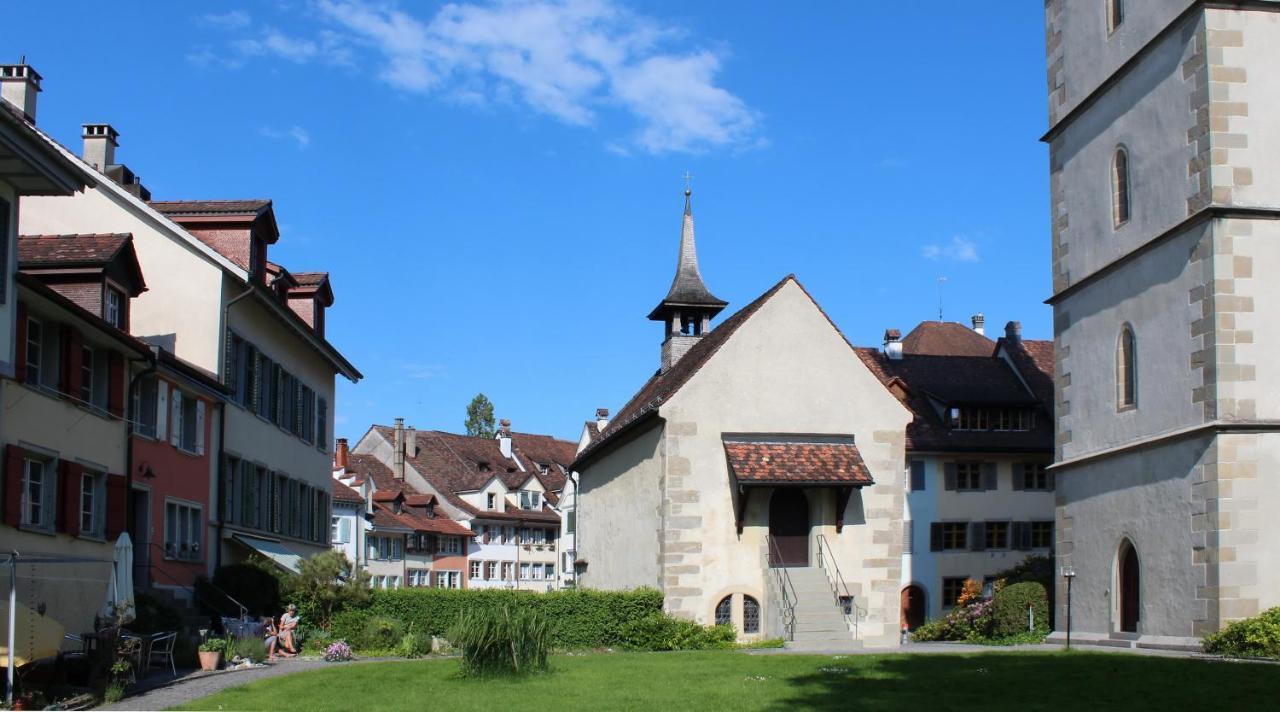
[398,631,433,659]
[618,614,736,651]
[1203,607,1280,659]
[360,615,406,651]
[911,599,995,643]
[329,586,661,650]
[450,606,551,677]
[287,551,371,629]
[323,641,353,662]
[203,562,283,618]
[228,635,268,663]
[990,582,1050,639]
[991,555,1055,626]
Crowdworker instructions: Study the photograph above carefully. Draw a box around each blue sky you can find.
[4,1,1050,442]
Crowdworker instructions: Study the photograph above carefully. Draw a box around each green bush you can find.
[360,615,406,651]
[130,592,183,634]
[229,634,268,663]
[330,587,662,651]
[990,582,1050,638]
[991,555,1055,626]
[1203,607,1280,658]
[287,551,371,629]
[617,614,736,651]
[450,606,550,677]
[398,631,433,659]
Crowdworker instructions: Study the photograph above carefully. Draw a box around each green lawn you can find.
[174,649,1279,711]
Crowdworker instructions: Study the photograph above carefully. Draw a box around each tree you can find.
[287,550,371,629]
[465,393,496,438]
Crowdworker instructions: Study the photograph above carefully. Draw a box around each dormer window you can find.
[486,492,496,510]
[104,287,124,329]
[519,490,542,510]
[478,461,491,473]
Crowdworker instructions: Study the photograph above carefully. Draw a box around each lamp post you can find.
[1062,566,1077,650]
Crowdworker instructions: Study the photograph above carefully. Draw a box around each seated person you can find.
[262,617,280,660]
[278,604,300,656]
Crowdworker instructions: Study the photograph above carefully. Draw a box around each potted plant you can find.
[198,636,227,671]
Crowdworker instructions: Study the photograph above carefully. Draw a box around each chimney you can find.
[498,418,513,459]
[1005,321,1022,344]
[0,63,41,123]
[883,328,903,361]
[392,417,406,480]
[971,313,985,336]
[595,408,610,431]
[82,124,119,171]
[334,438,349,470]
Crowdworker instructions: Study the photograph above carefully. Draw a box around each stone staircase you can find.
[780,566,860,652]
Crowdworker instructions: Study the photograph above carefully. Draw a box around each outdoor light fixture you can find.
[1062,566,1077,650]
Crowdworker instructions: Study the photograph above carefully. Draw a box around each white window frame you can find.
[25,317,42,386]
[104,287,124,328]
[80,469,107,538]
[21,457,55,531]
[164,499,203,561]
[470,560,481,579]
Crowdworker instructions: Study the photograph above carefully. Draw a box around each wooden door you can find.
[901,585,925,630]
[768,489,810,567]
[1120,541,1140,633]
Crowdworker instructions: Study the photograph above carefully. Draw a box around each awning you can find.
[232,533,304,574]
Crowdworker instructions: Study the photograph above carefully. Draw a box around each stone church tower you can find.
[1045,0,1280,647]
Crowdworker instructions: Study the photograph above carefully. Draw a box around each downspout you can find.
[125,352,158,546]
[216,282,257,570]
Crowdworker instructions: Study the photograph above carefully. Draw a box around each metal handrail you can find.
[140,542,250,620]
[815,534,862,639]
[765,535,797,641]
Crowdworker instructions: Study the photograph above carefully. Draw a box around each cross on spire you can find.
[683,170,693,194]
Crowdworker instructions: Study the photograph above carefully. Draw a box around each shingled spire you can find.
[649,189,728,371]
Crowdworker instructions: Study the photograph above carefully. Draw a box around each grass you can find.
[173,649,1280,711]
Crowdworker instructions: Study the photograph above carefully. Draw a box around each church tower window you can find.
[1112,147,1131,228]
[1117,324,1137,409]
[1106,0,1124,34]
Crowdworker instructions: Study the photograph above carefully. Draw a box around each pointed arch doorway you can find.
[1118,539,1140,633]
[901,585,926,631]
[768,488,810,567]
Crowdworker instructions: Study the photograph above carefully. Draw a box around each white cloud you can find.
[199,10,252,30]
[260,125,312,149]
[923,236,979,263]
[202,0,759,153]
[402,362,449,380]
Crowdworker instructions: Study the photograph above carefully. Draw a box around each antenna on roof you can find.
[936,276,947,321]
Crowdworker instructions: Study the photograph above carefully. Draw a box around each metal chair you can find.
[147,632,178,676]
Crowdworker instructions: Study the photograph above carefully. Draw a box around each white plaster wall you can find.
[1053,18,1200,287]
[21,189,227,373]
[1057,225,1206,460]
[1055,436,1208,639]
[578,424,664,591]
[1209,10,1280,207]
[1252,434,1280,613]
[0,182,16,378]
[330,502,361,564]
[659,280,911,644]
[1054,0,1195,123]
[1244,220,1280,418]
[1,379,127,473]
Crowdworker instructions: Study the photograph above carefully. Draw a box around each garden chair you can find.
[147,631,178,676]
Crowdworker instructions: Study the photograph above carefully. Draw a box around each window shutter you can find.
[903,520,913,555]
[250,352,262,412]
[317,398,329,452]
[929,523,943,552]
[969,522,985,551]
[274,364,284,423]
[60,326,82,398]
[170,391,183,447]
[58,461,81,536]
[943,462,957,491]
[105,474,126,539]
[156,382,169,441]
[1012,522,1028,551]
[195,400,206,455]
[107,351,124,417]
[224,331,236,392]
[14,302,27,382]
[981,462,998,491]
[3,446,23,526]
[222,457,235,524]
[910,460,926,492]
[1046,469,1056,491]
[1012,463,1024,491]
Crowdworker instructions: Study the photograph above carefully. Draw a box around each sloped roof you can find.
[331,480,364,504]
[343,453,405,495]
[724,437,873,486]
[149,199,272,215]
[1000,338,1055,406]
[18,233,131,264]
[901,321,996,357]
[648,190,727,320]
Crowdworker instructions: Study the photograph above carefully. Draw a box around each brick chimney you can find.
[82,124,118,171]
[498,418,513,459]
[334,438,349,469]
[1005,321,1022,345]
[971,313,985,336]
[595,408,610,431]
[883,328,903,361]
[0,63,41,123]
[392,417,406,480]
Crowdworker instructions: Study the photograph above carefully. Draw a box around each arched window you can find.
[1112,147,1131,228]
[1117,324,1137,408]
[743,595,760,634]
[1107,0,1125,34]
[714,595,732,627]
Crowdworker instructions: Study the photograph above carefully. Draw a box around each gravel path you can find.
[95,657,395,711]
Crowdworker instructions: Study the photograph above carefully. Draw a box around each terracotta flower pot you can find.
[198,650,223,671]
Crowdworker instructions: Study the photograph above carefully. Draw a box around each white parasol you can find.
[102,533,135,624]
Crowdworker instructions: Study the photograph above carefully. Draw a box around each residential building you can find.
[857,318,1055,625]
[13,69,361,581]
[574,190,912,647]
[349,419,574,591]
[1042,0,1280,648]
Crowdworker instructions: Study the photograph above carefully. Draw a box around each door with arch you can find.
[901,585,926,631]
[1119,540,1140,633]
[768,489,810,567]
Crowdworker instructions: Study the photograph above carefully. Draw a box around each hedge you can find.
[990,582,1049,638]
[1203,607,1280,659]
[330,587,663,650]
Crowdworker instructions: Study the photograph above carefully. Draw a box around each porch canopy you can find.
[231,533,304,574]
[722,434,874,534]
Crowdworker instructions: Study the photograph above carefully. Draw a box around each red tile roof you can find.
[901,321,996,357]
[149,199,272,215]
[1001,338,1055,406]
[460,504,563,524]
[723,438,874,486]
[292,272,329,287]
[331,480,364,504]
[18,233,131,264]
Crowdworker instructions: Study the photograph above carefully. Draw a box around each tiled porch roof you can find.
[723,436,874,486]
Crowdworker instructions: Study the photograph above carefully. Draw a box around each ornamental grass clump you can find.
[450,606,550,677]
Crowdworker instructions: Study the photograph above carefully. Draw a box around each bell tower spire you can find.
[648,186,728,372]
